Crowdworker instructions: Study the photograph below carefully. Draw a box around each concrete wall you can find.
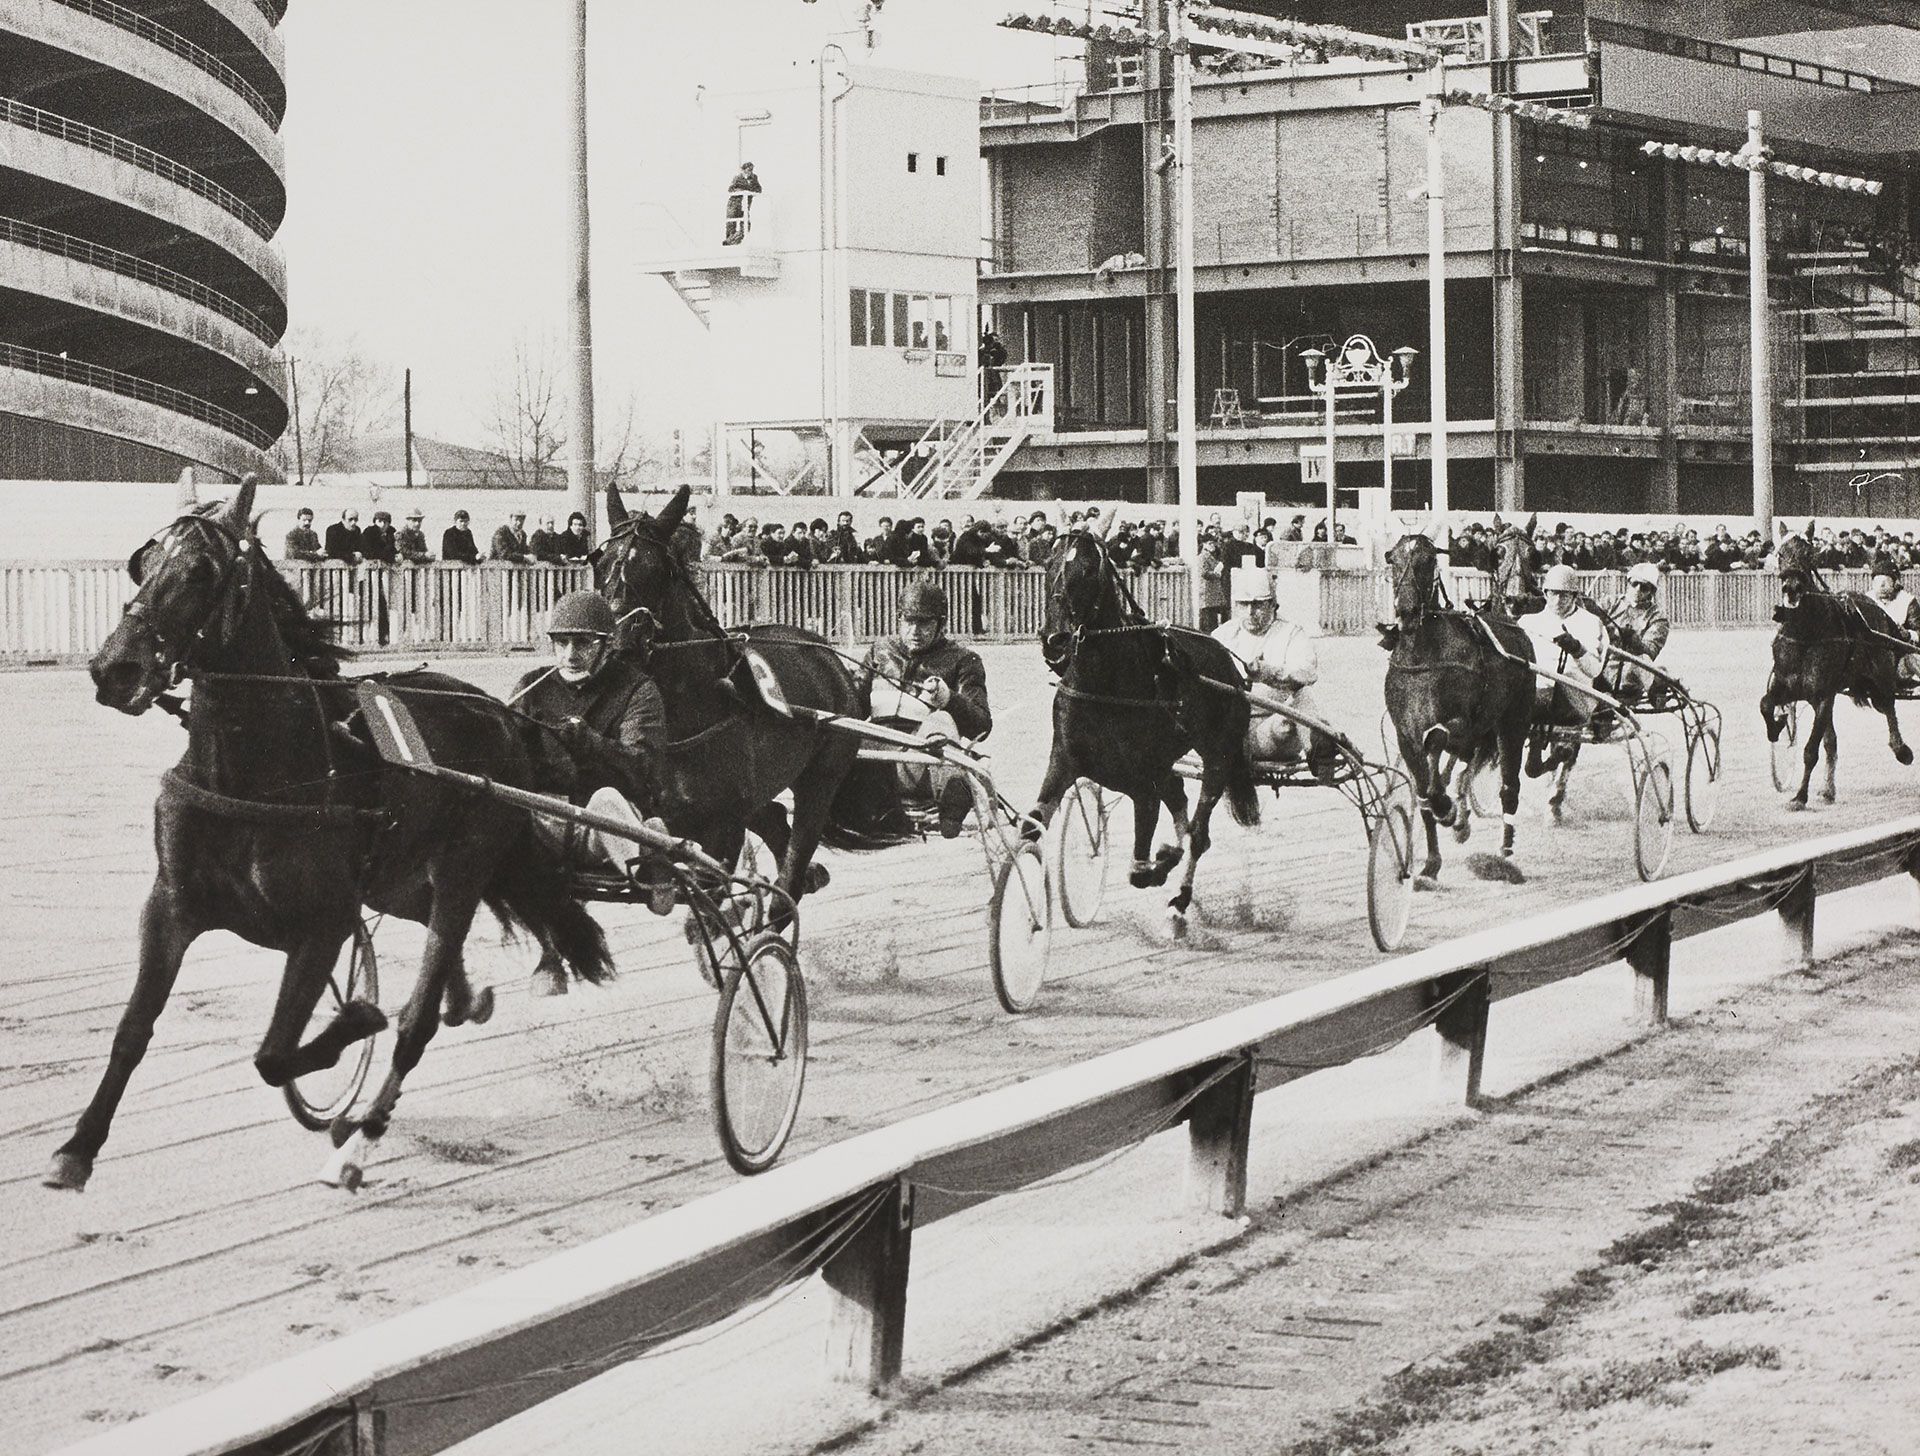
[0,371,266,482]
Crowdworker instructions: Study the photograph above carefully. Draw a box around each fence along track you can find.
[52,811,1920,1456]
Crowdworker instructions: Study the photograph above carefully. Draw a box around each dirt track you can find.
[4,627,1918,1453]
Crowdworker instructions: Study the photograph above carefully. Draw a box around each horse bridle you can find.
[1043,530,1148,672]
[594,522,711,645]
[121,514,251,686]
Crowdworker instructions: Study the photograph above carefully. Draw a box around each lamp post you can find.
[1301,335,1416,548]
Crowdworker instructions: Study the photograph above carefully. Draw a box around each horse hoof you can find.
[1129,865,1154,890]
[1820,789,1836,805]
[1431,793,1456,826]
[1785,798,1807,813]
[1466,852,1525,885]
[344,999,388,1039]
[1451,816,1472,845]
[467,987,495,1025]
[1899,746,1915,767]
[1166,908,1189,941]
[528,965,568,998]
[800,863,832,894]
[42,1152,92,1192]
[319,1128,376,1189]
[1414,875,1442,893]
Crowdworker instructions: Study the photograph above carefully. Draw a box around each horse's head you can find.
[92,477,258,714]
[1041,525,1121,673]
[1384,532,1440,626]
[1775,532,1816,608]
[595,483,693,652]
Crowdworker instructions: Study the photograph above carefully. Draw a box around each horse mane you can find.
[251,542,350,677]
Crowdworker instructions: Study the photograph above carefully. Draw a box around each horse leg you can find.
[1546,739,1581,822]
[1446,755,1474,845]
[1789,697,1835,811]
[1147,780,1191,888]
[1124,790,1170,889]
[321,879,479,1188]
[1166,770,1224,939]
[1418,725,1458,826]
[253,928,387,1086]
[1394,728,1445,884]
[46,886,198,1190]
[1822,714,1840,804]
[1027,742,1077,842]
[1873,679,1913,769]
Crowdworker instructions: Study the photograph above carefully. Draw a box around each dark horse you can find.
[1032,525,1260,937]
[1382,532,1535,885]
[1762,529,1912,810]
[593,484,896,915]
[56,479,622,1191]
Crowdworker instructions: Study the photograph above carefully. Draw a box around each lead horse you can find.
[1762,529,1912,809]
[1382,532,1536,885]
[54,480,623,1191]
[1031,524,1259,937]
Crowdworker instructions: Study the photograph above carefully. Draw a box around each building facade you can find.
[982,0,1920,518]
[0,0,290,483]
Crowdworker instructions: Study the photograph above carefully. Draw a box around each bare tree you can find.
[274,329,399,483]
[594,394,664,490]
[485,338,568,488]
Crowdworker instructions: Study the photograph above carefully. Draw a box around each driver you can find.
[514,590,668,996]
[1210,567,1339,783]
[1868,552,1920,682]
[1518,563,1608,729]
[1603,562,1671,705]
[854,581,991,838]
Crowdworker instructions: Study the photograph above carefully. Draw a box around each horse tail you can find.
[1224,742,1262,828]
[484,832,616,985]
[821,756,917,850]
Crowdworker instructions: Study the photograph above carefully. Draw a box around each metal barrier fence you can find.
[6,561,1910,663]
[55,812,1920,1456]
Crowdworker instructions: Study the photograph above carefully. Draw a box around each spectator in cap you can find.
[490,510,532,563]
[396,509,432,563]
[359,509,397,565]
[854,579,992,837]
[1211,565,1336,782]
[441,510,480,565]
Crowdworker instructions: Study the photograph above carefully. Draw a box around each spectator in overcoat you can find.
[284,507,325,562]
[442,510,481,564]
[396,510,433,563]
[359,510,397,564]
[490,511,532,563]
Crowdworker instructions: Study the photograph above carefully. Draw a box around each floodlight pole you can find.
[1424,59,1450,524]
[567,0,597,536]
[1748,108,1773,534]
[1171,0,1201,593]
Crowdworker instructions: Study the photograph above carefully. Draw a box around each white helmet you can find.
[1542,563,1579,594]
[1626,562,1660,588]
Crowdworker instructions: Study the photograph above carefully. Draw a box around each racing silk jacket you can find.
[1517,603,1608,686]
[1872,589,1920,641]
[1210,617,1318,710]
[514,656,667,759]
[855,635,992,741]
[1604,596,1671,660]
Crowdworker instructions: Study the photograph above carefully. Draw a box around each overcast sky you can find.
[274,0,1069,448]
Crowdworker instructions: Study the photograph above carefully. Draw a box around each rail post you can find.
[823,1178,914,1393]
[1624,910,1672,1024]
[1777,867,1816,969]
[1182,1051,1257,1216]
[1430,969,1490,1104]
[354,1399,383,1455]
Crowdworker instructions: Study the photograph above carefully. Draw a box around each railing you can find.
[0,96,275,240]
[46,0,284,128]
[1588,17,1916,93]
[0,342,274,449]
[0,213,278,344]
[54,807,1920,1456]
[907,363,1054,500]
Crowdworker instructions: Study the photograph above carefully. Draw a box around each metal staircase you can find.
[1786,241,1920,485]
[902,363,1054,500]
[663,272,712,328]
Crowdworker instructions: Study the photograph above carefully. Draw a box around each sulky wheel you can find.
[1366,800,1417,952]
[285,922,379,1131]
[711,932,808,1175]
[1379,711,1403,768]
[1685,725,1721,833]
[1769,702,1802,794]
[1049,778,1110,929]
[1463,757,1504,821]
[1634,758,1676,882]
[989,838,1052,1013]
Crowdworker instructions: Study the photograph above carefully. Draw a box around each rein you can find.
[160,768,382,827]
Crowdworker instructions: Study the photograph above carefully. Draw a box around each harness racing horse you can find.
[1762,530,1912,810]
[1032,525,1260,937]
[57,479,624,1192]
[1491,514,1541,616]
[1382,533,1536,885]
[593,484,897,919]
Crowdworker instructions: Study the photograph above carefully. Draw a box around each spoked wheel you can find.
[1685,725,1721,833]
[1379,711,1403,767]
[1769,702,1802,794]
[711,932,808,1175]
[1462,757,1504,821]
[1634,758,1676,882]
[1049,778,1110,929]
[989,839,1052,1013]
[284,922,379,1131]
[1366,801,1417,952]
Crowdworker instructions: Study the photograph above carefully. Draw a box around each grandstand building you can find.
[980,1,1920,518]
[0,0,289,483]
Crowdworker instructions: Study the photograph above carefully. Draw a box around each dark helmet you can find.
[547,590,616,637]
[899,580,948,621]
[1871,551,1901,580]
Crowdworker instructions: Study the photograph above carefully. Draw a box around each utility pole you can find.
[285,353,304,487]
[403,367,413,490]
[1171,0,1199,579]
[1423,59,1450,523]
[1747,108,1773,532]
[567,0,597,535]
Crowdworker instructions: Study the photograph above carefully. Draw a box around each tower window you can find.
[936,156,947,176]
[907,152,918,172]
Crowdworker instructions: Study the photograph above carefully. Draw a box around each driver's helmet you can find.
[1625,562,1660,589]
[1542,563,1579,595]
[547,590,616,638]
[899,580,948,622]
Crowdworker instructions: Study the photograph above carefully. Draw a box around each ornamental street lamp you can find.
[1300,335,1416,548]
